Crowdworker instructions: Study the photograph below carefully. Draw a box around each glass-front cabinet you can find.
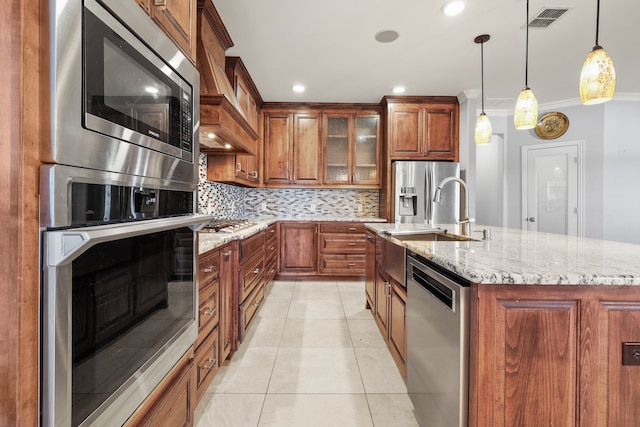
[324,113,379,186]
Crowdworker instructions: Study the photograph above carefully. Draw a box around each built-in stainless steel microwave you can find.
[48,0,200,184]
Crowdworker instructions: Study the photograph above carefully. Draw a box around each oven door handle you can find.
[45,214,211,267]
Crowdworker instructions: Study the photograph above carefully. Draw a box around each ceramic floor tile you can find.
[287,300,345,319]
[256,294,292,319]
[347,319,387,348]
[258,394,373,427]
[268,347,364,393]
[195,394,265,427]
[279,319,352,348]
[366,393,420,427]
[292,281,340,301]
[208,347,278,394]
[265,281,295,299]
[244,318,286,347]
[354,347,407,393]
[342,297,375,320]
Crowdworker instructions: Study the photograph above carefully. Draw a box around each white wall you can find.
[603,101,640,243]
[475,134,504,227]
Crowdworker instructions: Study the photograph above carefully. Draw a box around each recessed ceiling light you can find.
[207,132,215,139]
[442,0,465,16]
[375,30,399,43]
[292,84,305,93]
[392,86,406,94]
[224,143,232,149]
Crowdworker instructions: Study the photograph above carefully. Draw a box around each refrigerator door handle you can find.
[425,166,433,224]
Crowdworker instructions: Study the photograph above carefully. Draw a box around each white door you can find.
[522,142,582,235]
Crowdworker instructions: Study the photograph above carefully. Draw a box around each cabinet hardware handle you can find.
[253,268,260,274]
[249,171,258,179]
[204,265,217,273]
[154,0,167,6]
[236,162,242,172]
[254,301,261,307]
[201,357,217,370]
[270,229,275,234]
[348,242,356,246]
[269,246,275,251]
[348,263,356,266]
[203,307,217,317]
[348,227,356,231]
[224,250,232,256]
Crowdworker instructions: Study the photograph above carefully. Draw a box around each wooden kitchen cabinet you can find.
[470,284,640,427]
[263,110,323,187]
[134,0,197,63]
[237,230,266,341]
[279,222,318,276]
[365,230,376,309]
[383,96,459,161]
[264,223,278,282]
[318,222,366,276]
[218,243,236,362]
[324,113,379,187]
[125,349,196,427]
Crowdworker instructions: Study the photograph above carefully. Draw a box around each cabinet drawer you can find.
[239,252,265,302]
[265,257,277,282]
[319,223,365,233]
[265,237,277,263]
[265,223,277,241]
[319,254,366,275]
[239,284,265,341]
[195,326,219,405]
[196,280,219,348]
[320,234,366,253]
[198,249,220,288]
[239,231,265,263]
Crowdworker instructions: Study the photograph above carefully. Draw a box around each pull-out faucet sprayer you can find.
[433,177,474,236]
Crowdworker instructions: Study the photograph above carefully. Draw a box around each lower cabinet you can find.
[471,284,640,427]
[279,222,318,276]
[194,326,219,404]
[237,230,266,342]
[125,349,196,427]
[373,265,407,379]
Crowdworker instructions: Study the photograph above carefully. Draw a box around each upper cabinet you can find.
[383,96,459,161]
[135,0,197,63]
[324,112,380,187]
[263,110,323,187]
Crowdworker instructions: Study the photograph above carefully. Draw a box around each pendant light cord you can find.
[525,0,529,87]
[595,0,600,45]
[481,41,485,113]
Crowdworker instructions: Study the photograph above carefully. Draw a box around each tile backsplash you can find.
[199,154,380,218]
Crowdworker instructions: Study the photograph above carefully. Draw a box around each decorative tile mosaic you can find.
[199,153,380,219]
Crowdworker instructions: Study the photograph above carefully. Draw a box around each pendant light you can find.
[474,34,492,145]
[580,0,616,105]
[514,0,538,130]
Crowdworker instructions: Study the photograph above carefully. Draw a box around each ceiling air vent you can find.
[527,7,571,29]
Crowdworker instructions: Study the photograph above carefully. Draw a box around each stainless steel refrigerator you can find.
[391,161,460,225]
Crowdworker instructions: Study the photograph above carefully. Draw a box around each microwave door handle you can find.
[45,214,211,267]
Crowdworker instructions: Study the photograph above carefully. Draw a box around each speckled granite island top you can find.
[198,216,386,254]
[365,223,640,286]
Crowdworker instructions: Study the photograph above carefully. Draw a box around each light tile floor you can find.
[194,280,420,427]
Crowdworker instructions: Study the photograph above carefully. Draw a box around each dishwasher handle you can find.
[407,255,464,313]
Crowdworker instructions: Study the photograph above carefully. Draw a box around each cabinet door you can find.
[150,0,196,62]
[219,244,235,361]
[293,114,322,185]
[263,113,292,184]
[388,104,422,157]
[374,268,389,337]
[354,115,379,184]
[324,115,350,184]
[389,281,406,363]
[279,222,317,274]
[423,104,459,161]
[365,232,376,309]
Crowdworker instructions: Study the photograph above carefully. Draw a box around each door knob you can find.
[526,217,536,222]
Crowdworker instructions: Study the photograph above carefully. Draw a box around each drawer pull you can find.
[270,229,276,234]
[203,307,217,317]
[348,227,357,231]
[236,162,242,172]
[249,171,259,179]
[348,242,356,246]
[348,263,356,267]
[253,268,260,274]
[224,250,232,256]
[204,265,217,273]
[269,246,275,251]
[201,357,217,370]
[254,301,261,308]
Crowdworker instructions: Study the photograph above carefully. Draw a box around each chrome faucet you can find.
[433,176,474,236]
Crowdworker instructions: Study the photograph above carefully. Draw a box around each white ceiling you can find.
[213,0,640,110]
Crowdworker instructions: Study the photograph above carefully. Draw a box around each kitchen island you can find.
[367,222,640,427]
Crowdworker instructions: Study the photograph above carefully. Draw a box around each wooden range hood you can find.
[197,0,258,155]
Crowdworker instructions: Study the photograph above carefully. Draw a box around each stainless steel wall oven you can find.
[42,0,206,426]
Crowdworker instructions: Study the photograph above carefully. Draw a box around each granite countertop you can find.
[365,223,640,286]
[198,216,386,254]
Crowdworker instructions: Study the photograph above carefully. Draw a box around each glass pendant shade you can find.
[580,46,616,105]
[475,113,492,145]
[514,87,538,129]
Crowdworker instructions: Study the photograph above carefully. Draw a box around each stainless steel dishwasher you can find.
[406,250,471,427]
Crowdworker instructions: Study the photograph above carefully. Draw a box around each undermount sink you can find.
[383,229,480,242]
